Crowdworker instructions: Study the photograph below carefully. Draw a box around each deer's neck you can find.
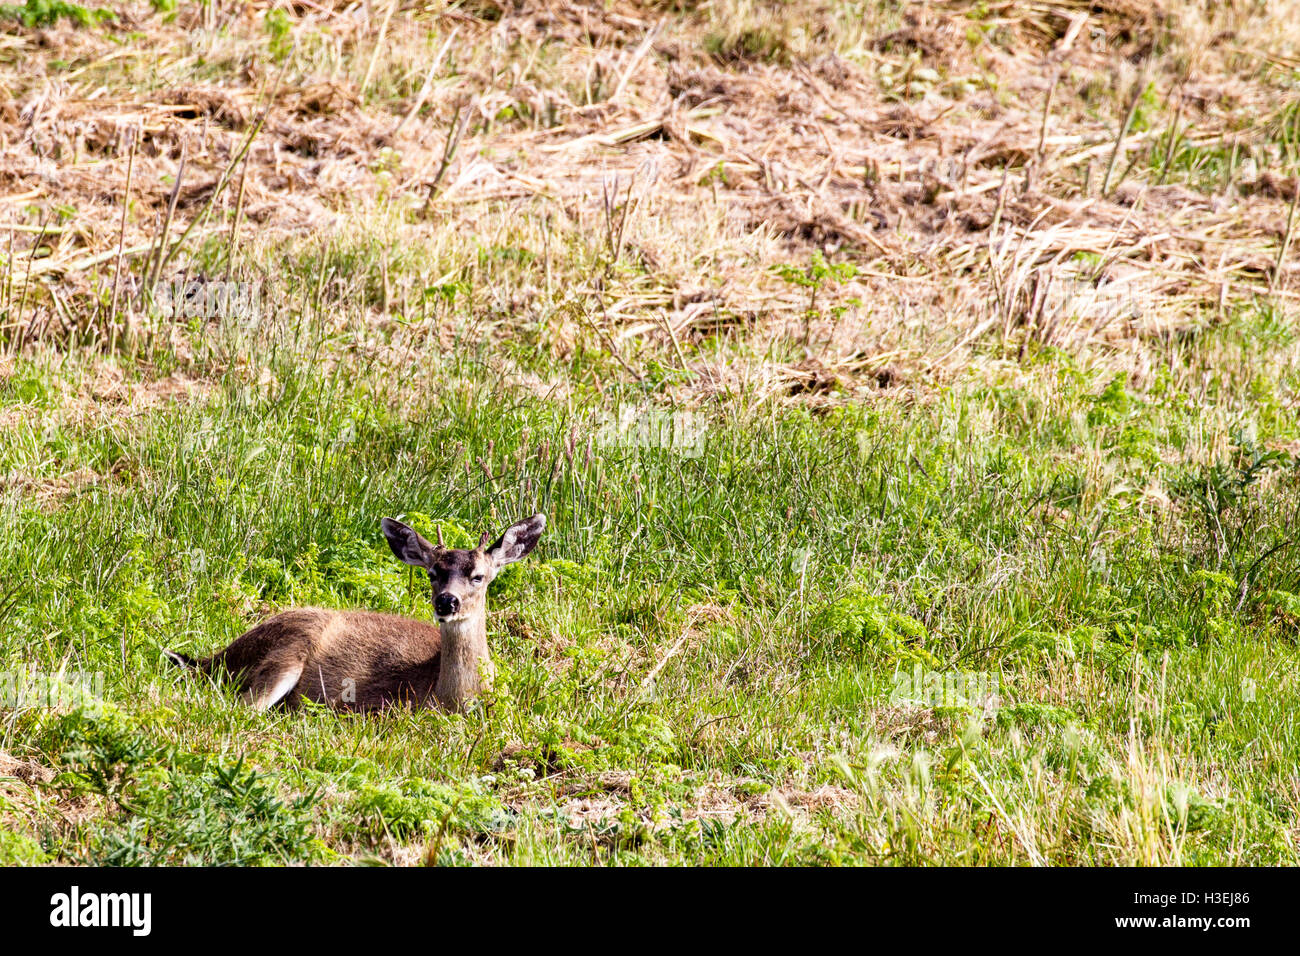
[436,613,492,711]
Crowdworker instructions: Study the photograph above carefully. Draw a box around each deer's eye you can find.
[471,574,485,585]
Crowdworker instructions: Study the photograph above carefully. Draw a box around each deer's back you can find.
[209,607,442,710]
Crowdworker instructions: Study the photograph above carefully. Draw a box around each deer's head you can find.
[381,514,546,624]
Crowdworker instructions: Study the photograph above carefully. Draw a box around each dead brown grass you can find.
[0,749,55,785]
[1,0,1298,396]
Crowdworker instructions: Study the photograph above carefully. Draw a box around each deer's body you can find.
[189,608,471,711]
[166,515,543,713]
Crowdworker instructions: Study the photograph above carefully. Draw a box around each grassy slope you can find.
[1,1,1299,865]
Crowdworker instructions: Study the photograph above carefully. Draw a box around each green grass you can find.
[1,274,1298,865]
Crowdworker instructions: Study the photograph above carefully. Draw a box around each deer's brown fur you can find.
[166,514,545,713]
[191,608,445,710]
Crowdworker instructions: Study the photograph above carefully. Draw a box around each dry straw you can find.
[0,0,1296,394]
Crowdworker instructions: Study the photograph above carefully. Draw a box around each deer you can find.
[163,514,545,713]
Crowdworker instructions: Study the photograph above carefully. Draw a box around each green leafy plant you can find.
[1,0,112,27]
[773,252,860,347]
[812,587,940,667]
[264,7,292,61]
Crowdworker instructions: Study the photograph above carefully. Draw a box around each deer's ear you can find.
[486,514,546,568]
[382,518,439,568]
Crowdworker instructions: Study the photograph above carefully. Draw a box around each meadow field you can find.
[1,0,1299,865]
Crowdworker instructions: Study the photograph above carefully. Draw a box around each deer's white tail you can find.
[162,649,199,669]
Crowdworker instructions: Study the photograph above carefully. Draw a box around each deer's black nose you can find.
[434,593,460,617]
